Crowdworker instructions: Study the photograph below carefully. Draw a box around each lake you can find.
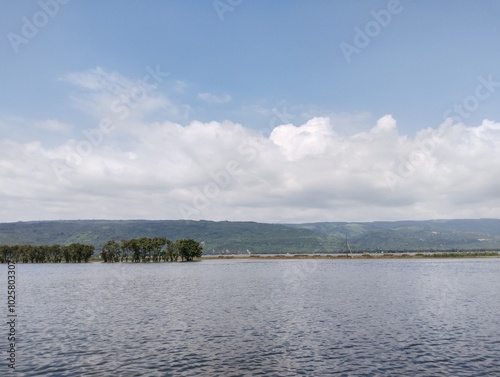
[1,258,499,376]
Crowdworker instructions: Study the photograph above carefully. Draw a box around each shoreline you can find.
[5,252,498,264]
[202,252,500,260]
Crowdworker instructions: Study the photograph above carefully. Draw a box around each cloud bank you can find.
[1,69,499,223]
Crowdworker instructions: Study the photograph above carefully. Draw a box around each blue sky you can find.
[1,0,500,222]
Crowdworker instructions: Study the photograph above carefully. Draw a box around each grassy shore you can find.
[202,252,500,260]
[86,251,499,262]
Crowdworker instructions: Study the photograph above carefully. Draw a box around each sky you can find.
[1,0,500,223]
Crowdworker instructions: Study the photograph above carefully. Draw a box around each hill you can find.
[0,220,324,254]
[0,219,499,254]
[288,219,500,252]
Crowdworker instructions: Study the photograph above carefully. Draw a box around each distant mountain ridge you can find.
[0,219,499,254]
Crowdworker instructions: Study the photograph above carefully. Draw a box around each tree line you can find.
[0,243,94,263]
[0,238,203,263]
[101,238,202,262]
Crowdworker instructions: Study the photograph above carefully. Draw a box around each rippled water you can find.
[1,258,499,376]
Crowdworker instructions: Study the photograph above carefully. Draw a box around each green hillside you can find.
[288,219,500,251]
[0,219,499,254]
[0,220,327,254]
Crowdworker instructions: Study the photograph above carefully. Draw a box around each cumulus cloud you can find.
[1,69,499,223]
[270,117,343,161]
[372,114,397,133]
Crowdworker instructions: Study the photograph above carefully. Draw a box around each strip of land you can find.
[203,252,499,260]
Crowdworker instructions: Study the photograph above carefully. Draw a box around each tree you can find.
[34,245,48,263]
[1,245,20,263]
[138,237,152,262]
[20,245,32,263]
[81,244,94,262]
[101,240,120,262]
[63,245,73,263]
[120,240,131,262]
[50,245,63,263]
[176,239,203,262]
[119,237,168,263]
[63,243,94,263]
[166,239,178,262]
[121,239,141,262]
[151,237,167,262]
[0,237,204,263]
[128,239,141,263]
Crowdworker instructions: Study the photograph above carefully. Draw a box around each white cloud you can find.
[372,114,397,133]
[62,67,133,92]
[61,67,180,124]
[269,117,343,161]
[1,69,500,223]
[2,113,500,223]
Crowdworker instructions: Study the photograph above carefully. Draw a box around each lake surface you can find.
[1,258,499,376]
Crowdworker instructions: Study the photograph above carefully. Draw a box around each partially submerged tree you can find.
[101,240,120,262]
[176,239,203,261]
